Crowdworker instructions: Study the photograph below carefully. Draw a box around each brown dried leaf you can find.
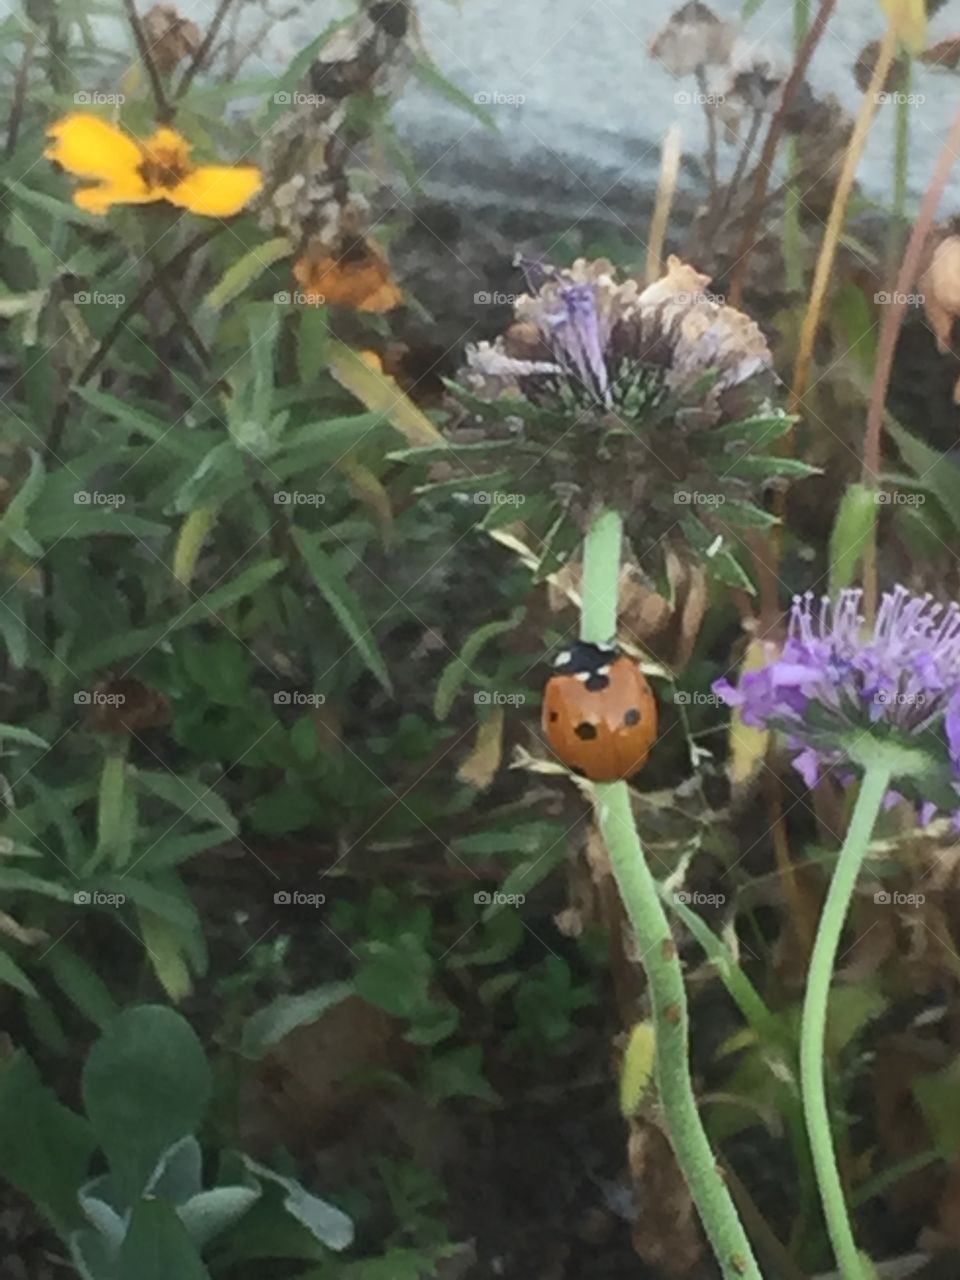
[457,709,504,791]
[628,1120,704,1273]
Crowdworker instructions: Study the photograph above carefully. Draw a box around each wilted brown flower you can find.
[143,4,201,74]
[920,234,960,355]
[293,236,403,312]
[650,1,736,78]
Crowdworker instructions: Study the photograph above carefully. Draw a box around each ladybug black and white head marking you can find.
[551,641,620,691]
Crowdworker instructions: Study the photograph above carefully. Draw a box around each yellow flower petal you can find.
[166,165,262,217]
[73,179,161,216]
[45,113,143,184]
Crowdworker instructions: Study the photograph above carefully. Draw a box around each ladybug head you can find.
[551,641,618,690]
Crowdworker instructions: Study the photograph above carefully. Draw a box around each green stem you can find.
[887,60,912,275]
[582,508,761,1280]
[800,762,891,1278]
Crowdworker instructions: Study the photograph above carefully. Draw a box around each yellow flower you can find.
[45,113,262,217]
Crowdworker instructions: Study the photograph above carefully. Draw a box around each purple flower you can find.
[715,587,960,818]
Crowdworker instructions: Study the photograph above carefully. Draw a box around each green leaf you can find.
[82,1005,211,1199]
[829,482,877,593]
[43,943,118,1028]
[0,949,39,998]
[293,529,392,694]
[887,414,960,536]
[723,454,821,480]
[241,982,354,1059]
[136,908,194,1002]
[411,54,498,129]
[239,1156,354,1251]
[433,611,523,719]
[116,1197,210,1280]
[204,237,292,312]
[178,1186,261,1250]
[0,449,44,556]
[72,559,284,672]
[296,306,331,384]
[0,1053,94,1233]
[715,499,780,529]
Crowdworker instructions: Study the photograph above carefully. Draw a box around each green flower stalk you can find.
[717,586,960,1276]
[581,506,761,1280]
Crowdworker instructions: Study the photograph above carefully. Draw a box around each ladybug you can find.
[542,641,658,782]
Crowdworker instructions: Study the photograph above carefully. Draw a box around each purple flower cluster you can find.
[715,587,960,815]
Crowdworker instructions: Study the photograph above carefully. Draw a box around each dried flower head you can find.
[142,4,201,74]
[716,587,960,821]
[293,235,403,312]
[713,41,787,140]
[445,256,794,584]
[650,2,736,78]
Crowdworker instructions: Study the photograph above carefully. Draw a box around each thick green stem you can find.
[582,509,761,1280]
[800,763,891,1278]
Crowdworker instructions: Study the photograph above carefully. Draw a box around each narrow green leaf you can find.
[829,482,877,593]
[205,237,292,312]
[293,529,392,693]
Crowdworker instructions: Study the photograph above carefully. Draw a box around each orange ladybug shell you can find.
[542,643,657,782]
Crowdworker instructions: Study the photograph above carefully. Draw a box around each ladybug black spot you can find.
[623,708,641,726]
[585,673,610,692]
[574,722,598,740]
[571,766,588,778]
[549,711,559,722]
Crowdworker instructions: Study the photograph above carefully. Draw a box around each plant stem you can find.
[581,508,761,1280]
[800,762,891,1279]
